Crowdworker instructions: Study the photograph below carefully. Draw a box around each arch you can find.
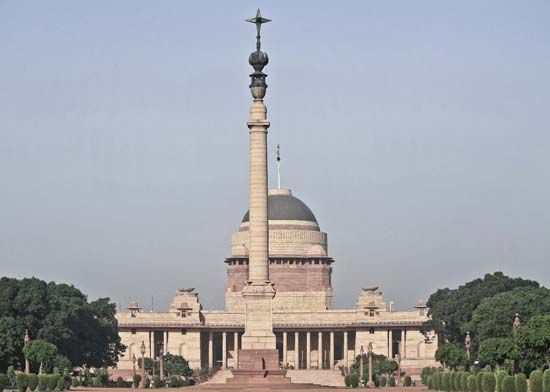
[128,343,136,360]
[179,342,186,357]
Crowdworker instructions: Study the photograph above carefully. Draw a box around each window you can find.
[369,309,375,317]
[181,329,187,335]
[131,329,136,335]
[369,328,375,334]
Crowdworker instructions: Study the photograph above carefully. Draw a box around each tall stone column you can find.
[401,329,406,359]
[306,332,311,369]
[234,332,239,368]
[318,332,323,369]
[163,331,168,355]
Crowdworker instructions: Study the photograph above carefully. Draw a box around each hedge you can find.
[451,373,457,392]
[543,370,550,392]
[482,373,496,392]
[443,373,451,392]
[16,373,29,392]
[350,373,359,388]
[531,371,543,392]
[497,371,508,392]
[405,376,412,387]
[37,375,48,392]
[133,374,142,388]
[380,375,387,387]
[468,375,477,392]
[0,374,7,392]
[389,376,396,387]
[47,375,59,391]
[515,374,527,392]
[433,373,440,390]
[461,372,469,392]
[502,376,515,392]
[28,374,38,392]
[428,376,434,390]
[56,376,65,391]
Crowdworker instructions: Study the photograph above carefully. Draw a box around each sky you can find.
[1,1,549,312]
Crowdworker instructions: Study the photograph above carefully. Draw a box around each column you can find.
[403,329,407,359]
[208,331,213,369]
[222,332,227,369]
[329,331,335,369]
[387,329,391,357]
[318,332,323,369]
[343,331,348,368]
[148,330,152,358]
[294,332,299,369]
[283,332,288,366]
[306,331,311,369]
[399,329,405,359]
[234,332,239,368]
[163,331,168,355]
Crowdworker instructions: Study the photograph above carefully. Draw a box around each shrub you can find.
[389,376,396,387]
[144,377,150,389]
[543,370,550,392]
[56,376,65,391]
[152,375,162,389]
[451,373,457,392]
[468,375,477,392]
[380,375,387,387]
[133,374,142,388]
[47,375,58,391]
[443,373,451,392]
[70,378,79,388]
[497,371,508,392]
[7,367,16,388]
[531,371,543,392]
[514,374,527,392]
[38,375,48,391]
[461,373,469,392]
[477,373,485,392]
[350,373,359,388]
[17,373,30,392]
[116,377,125,388]
[502,376,515,392]
[434,372,442,390]
[344,374,351,387]
[405,376,412,387]
[428,376,434,390]
[28,374,39,392]
[455,372,464,392]
[0,374,7,392]
[482,373,496,392]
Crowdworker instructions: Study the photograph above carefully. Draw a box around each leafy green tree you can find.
[436,344,468,370]
[24,340,58,374]
[516,315,550,372]
[0,277,125,370]
[422,273,538,345]
[467,287,550,345]
[482,373,496,392]
[478,338,516,370]
[162,354,192,377]
[530,370,543,392]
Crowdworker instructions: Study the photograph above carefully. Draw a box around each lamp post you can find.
[359,345,365,386]
[140,341,146,388]
[159,343,164,382]
[395,347,402,387]
[367,343,375,388]
[24,330,30,374]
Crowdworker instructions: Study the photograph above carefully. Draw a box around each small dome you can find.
[241,189,318,223]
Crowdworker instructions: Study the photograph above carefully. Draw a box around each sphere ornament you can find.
[246,9,271,100]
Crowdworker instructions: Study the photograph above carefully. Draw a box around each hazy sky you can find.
[1,1,549,312]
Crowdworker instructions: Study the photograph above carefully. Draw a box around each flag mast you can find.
[276,144,281,189]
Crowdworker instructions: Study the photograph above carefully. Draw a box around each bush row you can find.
[426,370,550,392]
[0,373,71,392]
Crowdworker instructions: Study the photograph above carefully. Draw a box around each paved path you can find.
[75,385,428,392]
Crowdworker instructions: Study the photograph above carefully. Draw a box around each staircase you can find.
[203,369,234,384]
[287,369,345,387]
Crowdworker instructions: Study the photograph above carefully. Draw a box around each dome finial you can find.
[246,9,271,100]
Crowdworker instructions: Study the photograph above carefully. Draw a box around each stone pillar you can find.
[234,332,239,368]
[318,332,323,369]
[283,332,288,366]
[387,329,391,357]
[208,331,214,369]
[403,329,407,359]
[294,332,299,369]
[222,332,227,369]
[329,331,335,369]
[343,331,348,368]
[399,329,405,358]
[149,330,152,358]
[306,331,311,369]
[163,331,168,355]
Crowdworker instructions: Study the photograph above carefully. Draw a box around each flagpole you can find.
[276,144,281,189]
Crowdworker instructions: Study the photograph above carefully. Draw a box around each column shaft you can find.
[329,331,335,369]
[222,332,227,369]
[283,332,288,365]
[234,332,239,368]
[294,332,299,369]
[208,331,213,369]
[163,331,168,354]
[387,329,391,357]
[343,331,348,368]
[318,332,323,369]
[306,331,311,369]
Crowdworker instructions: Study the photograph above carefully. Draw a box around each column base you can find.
[229,349,289,384]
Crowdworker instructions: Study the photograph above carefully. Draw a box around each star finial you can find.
[246,9,271,50]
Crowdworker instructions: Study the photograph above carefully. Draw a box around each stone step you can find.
[286,369,345,387]
[203,369,234,384]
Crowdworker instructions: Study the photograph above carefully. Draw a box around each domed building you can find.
[226,188,333,312]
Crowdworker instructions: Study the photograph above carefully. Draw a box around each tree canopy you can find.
[23,340,57,374]
[516,314,550,372]
[434,343,468,369]
[0,277,125,372]
[422,272,539,345]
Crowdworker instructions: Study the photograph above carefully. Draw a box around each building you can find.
[115,10,438,378]
[116,188,438,374]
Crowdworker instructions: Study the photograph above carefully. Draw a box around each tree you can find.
[24,340,57,374]
[162,354,192,378]
[516,314,550,373]
[435,343,468,369]
[422,272,538,345]
[477,338,517,370]
[0,277,125,369]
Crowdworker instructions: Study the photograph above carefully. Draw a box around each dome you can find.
[241,189,318,223]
